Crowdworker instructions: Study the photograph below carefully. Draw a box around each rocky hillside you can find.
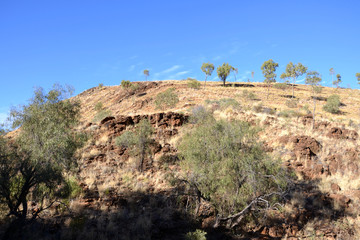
[2,80,360,239]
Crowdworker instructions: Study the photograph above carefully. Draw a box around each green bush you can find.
[189,105,214,124]
[178,119,288,222]
[273,83,288,90]
[155,88,179,110]
[121,80,132,89]
[242,89,257,100]
[98,83,104,89]
[323,94,341,114]
[187,78,201,89]
[278,110,302,118]
[92,102,112,122]
[186,229,207,240]
[57,177,82,199]
[115,119,154,171]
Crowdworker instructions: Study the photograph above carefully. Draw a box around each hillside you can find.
[2,80,360,240]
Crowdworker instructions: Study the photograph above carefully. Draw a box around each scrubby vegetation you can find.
[154,87,179,110]
[323,94,341,114]
[92,102,112,122]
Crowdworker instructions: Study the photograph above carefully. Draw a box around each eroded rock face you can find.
[327,127,358,140]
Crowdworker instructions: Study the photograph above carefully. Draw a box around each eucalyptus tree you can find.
[261,59,279,99]
[217,63,233,87]
[231,66,238,82]
[0,85,83,233]
[280,62,307,98]
[356,73,360,85]
[201,62,215,87]
[306,71,322,129]
[333,74,341,88]
[251,71,254,82]
[143,69,149,81]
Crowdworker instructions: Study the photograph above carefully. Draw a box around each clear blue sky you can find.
[1,0,359,123]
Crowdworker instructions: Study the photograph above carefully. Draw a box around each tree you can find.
[231,66,238,82]
[329,68,335,85]
[0,86,82,230]
[201,63,214,87]
[143,69,149,81]
[280,62,307,98]
[333,74,341,88]
[305,71,322,129]
[356,73,360,85]
[261,59,279,99]
[115,119,154,172]
[178,117,288,228]
[251,71,254,82]
[217,63,232,87]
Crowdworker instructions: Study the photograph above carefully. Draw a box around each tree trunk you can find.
[312,97,316,130]
[204,75,207,88]
[292,78,295,98]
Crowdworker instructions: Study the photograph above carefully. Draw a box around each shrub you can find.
[155,88,179,110]
[285,99,298,108]
[98,83,104,89]
[252,103,263,113]
[278,110,302,118]
[185,229,207,240]
[92,102,112,122]
[190,105,214,124]
[273,83,288,90]
[187,78,201,89]
[323,94,341,114]
[115,119,154,171]
[121,80,132,89]
[178,119,289,225]
[57,177,82,199]
[242,89,257,100]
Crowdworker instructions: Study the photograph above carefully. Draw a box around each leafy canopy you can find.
[261,59,279,84]
[179,117,288,220]
[0,85,83,221]
[356,73,360,84]
[217,63,232,86]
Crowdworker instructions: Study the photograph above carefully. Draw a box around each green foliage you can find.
[333,74,342,88]
[92,102,112,123]
[189,105,214,124]
[323,94,341,114]
[356,73,360,84]
[185,229,207,240]
[115,119,154,171]
[0,85,82,220]
[179,118,288,219]
[155,88,179,110]
[201,62,214,87]
[278,109,302,118]
[280,62,307,97]
[143,69,149,81]
[205,98,240,111]
[217,63,233,86]
[242,89,257,100]
[261,59,279,84]
[57,177,82,199]
[306,71,322,95]
[273,83,288,90]
[121,80,132,88]
[98,83,104,89]
[187,78,201,89]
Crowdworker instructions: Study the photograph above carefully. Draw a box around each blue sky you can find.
[1,0,360,124]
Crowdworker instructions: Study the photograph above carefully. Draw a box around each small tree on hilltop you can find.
[261,59,279,99]
[201,62,214,87]
[280,62,307,98]
[251,71,254,82]
[306,71,322,129]
[231,66,238,82]
[217,63,232,87]
[333,74,341,88]
[356,73,360,85]
[143,69,149,81]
